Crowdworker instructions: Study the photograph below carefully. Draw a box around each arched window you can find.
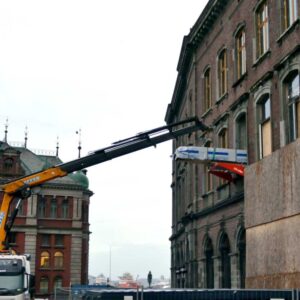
[204,67,212,111]
[54,251,64,268]
[204,236,214,288]
[284,71,300,142]
[237,228,246,288]
[235,28,246,79]
[40,251,50,268]
[218,49,228,97]
[4,158,13,169]
[40,276,49,294]
[236,113,247,149]
[219,233,231,288]
[257,94,272,158]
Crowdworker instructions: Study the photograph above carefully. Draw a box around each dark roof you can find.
[14,146,89,189]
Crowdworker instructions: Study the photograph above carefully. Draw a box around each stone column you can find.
[25,229,37,274]
[71,233,82,284]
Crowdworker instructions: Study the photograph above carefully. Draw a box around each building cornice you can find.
[165,0,230,124]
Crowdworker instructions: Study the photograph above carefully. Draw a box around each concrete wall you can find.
[245,139,300,288]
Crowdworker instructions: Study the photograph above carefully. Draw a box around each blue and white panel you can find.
[175,146,247,164]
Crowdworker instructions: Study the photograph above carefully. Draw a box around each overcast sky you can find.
[0,1,208,280]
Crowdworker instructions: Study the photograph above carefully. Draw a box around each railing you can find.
[53,287,300,300]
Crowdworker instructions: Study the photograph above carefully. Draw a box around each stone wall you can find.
[245,139,300,288]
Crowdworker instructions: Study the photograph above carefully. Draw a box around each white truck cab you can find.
[0,252,34,300]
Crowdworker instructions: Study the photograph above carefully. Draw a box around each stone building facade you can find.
[0,141,93,297]
[165,0,300,289]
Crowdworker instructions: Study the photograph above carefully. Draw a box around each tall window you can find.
[219,233,231,288]
[4,158,13,169]
[54,277,63,289]
[204,237,214,288]
[204,68,212,111]
[219,128,228,149]
[218,49,227,97]
[50,198,57,218]
[205,141,213,192]
[218,129,228,185]
[55,235,64,247]
[236,113,247,149]
[40,277,49,294]
[235,28,246,79]
[282,0,298,31]
[256,1,269,58]
[54,251,64,268]
[38,196,46,218]
[62,199,69,218]
[41,234,51,247]
[40,251,50,268]
[258,95,272,158]
[284,72,300,142]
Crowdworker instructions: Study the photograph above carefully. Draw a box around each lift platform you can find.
[174,146,247,181]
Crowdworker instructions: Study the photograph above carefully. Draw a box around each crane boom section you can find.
[0,117,207,249]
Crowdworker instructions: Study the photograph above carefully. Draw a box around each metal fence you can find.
[53,287,300,300]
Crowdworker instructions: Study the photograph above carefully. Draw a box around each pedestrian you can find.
[147,271,152,288]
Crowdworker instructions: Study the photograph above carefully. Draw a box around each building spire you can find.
[4,118,8,143]
[24,126,28,148]
[56,136,59,157]
[76,129,82,158]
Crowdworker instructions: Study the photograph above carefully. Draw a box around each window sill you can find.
[202,190,214,198]
[232,72,247,88]
[201,107,213,118]
[216,92,228,105]
[277,19,300,44]
[252,50,271,68]
[216,182,229,191]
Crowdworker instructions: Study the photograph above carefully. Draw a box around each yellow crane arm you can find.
[0,117,208,250]
[0,167,67,250]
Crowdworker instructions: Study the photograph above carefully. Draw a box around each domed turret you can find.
[69,170,89,189]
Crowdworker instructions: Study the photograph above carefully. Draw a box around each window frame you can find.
[203,67,212,112]
[235,112,247,150]
[54,251,64,269]
[50,198,57,218]
[255,1,269,59]
[40,251,50,269]
[257,94,272,158]
[40,276,49,294]
[235,28,246,80]
[282,0,298,32]
[285,71,300,142]
[218,49,228,98]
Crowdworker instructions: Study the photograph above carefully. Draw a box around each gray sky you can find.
[0,1,208,280]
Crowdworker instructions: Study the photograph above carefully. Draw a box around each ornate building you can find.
[0,140,93,297]
[165,0,299,289]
